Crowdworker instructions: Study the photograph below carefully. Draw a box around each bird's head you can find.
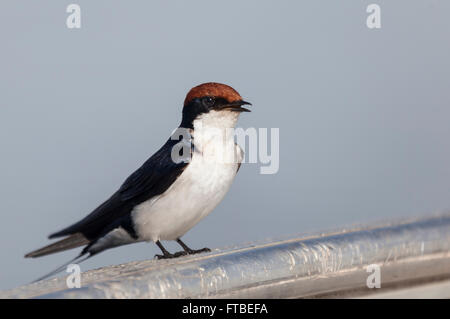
[180,82,251,129]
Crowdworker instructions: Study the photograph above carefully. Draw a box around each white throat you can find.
[191,110,240,157]
[193,110,239,130]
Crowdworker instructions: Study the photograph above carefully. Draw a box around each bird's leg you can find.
[176,238,211,255]
[154,241,176,259]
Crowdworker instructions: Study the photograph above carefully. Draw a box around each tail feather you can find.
[31,253,92,283]
[25,233,89,258]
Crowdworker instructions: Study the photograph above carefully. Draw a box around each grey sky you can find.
[1,1,449,289]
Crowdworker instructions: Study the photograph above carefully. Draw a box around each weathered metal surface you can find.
[2,214,450,298]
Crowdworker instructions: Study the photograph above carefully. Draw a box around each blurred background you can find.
[0,1,449,289]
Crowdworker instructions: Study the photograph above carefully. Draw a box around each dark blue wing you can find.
[49,136,190,240]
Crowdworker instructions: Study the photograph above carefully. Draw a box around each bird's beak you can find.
[219,100,252,112]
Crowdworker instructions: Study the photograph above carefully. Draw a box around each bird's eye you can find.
[202,96,215,108]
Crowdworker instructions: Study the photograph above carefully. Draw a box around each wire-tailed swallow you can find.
[25,82,251,281]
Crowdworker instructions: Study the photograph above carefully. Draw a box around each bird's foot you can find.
[160,248,210,259]
[154,250,192,259]
[175,238,211,256]
[173,251,188,257]
[154,252,176,259]
[184,247,211,255]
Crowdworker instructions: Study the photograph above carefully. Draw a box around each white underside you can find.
[132,111,243,242]
[88,111,244,253]
[132,146,241,242]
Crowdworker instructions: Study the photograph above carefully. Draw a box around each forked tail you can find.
[31,252,93,283]
[25,233,89,258]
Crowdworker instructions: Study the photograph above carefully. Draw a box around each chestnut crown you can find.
[180,82,251,128]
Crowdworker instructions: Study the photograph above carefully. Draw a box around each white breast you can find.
[132,111,243,242]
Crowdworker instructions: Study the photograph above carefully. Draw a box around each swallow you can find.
[25,82,251,281]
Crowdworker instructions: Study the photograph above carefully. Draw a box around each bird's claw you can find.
[154,247,211,260]
[185,247,211,255]
[173,251,188,257]
[154,253,176,260]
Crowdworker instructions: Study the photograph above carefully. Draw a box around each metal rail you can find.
[2,214,450,298]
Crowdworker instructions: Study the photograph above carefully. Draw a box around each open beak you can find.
[219,100,252,112]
